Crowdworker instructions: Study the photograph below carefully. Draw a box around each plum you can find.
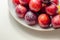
[12,0,20,6]
[25,11,37,25]
[46,4,57,16]
[52,15,60,29]
[38,14,51,28]
[29,0,42,12]
[16,4,27,18]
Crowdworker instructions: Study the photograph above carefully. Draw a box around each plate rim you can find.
[8,0,55,31]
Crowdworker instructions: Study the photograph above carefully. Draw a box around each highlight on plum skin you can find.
[51,0,58,5]
[19,0,30,5]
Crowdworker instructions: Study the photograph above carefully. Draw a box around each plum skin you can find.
[38,14,51,28]
[46,4,57,16]
[29,0,42,12]
[52,15,60,29]
[15,4,27,18]
[25,11,37,25]
[12,0,20,6]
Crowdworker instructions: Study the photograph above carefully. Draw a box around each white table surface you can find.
[0,0,60,40]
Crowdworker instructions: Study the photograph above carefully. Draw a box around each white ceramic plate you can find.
[8,0,60,31]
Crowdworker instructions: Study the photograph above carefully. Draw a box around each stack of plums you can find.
[12,0,60,29]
